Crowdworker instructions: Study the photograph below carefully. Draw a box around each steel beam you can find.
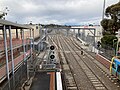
[93,29,96,52]
[22,29,26,61]
[9,26,15,90]
[30,29,33,62]
[78,29,80,37]
[16,28,18,39]
[3,25,11,90]
[32,29,35,50]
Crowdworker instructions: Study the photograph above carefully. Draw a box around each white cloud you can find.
[0,0,119,25]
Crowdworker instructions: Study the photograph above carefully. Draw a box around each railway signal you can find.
[50,54,55,59]
[50,45,55,51]
[49,45,56,64]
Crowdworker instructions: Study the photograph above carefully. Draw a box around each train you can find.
[110,56,120,79]
[110,38,120,80]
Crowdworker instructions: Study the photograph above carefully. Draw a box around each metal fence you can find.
[98,44,114,60]
[77,34,114,60]
[0,61,27,90]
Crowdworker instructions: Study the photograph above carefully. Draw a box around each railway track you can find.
[48,33,120,90]
[48,35,78,89]
[69,37,120,87]
[58,36,79,90]
[59,36,107,90]
[49,33,120,90]
[62,35,120,90]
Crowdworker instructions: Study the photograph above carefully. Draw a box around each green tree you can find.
[101,35,117,48]
[101,2,120,47]
[0,13,5,19]
[101,2,120,34]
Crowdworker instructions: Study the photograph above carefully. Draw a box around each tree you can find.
[0,7,9,19]
[101,2,120,47]
[101,35,117,48]
[101,2,120,35]
[0,13,6,19]
[101,19,114,35]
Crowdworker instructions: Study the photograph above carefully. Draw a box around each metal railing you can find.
[0,50,31,83]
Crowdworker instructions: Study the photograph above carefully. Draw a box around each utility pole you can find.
[102,0,106,19]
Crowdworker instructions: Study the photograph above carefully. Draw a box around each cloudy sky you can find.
[0,0,119,25]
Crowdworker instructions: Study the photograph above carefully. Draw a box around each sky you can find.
[0,0,119,25]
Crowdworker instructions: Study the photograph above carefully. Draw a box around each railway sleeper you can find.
[67,86,78,90]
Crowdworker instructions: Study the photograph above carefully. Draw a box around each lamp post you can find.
[102,0,106,19]
[116,11,120,56]
[113,39,117,55]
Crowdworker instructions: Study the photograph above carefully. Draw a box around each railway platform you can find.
[22,71,62,90]
[30,72,52,90]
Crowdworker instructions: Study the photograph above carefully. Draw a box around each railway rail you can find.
[48,34,120,90]
[60,36,105,90]
[48,35,78,89]
[69,37,120,87]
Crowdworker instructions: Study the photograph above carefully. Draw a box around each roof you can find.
[0,19,33,29]
[34,35,47,45]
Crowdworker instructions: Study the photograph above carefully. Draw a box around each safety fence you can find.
[98,44,114,60]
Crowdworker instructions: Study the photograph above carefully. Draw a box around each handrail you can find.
[0,50,30,83]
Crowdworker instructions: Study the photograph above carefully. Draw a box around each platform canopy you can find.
[0,19,33,29]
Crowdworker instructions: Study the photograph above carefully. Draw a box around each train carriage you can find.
[110,57,120,80]
[110,37,120,80]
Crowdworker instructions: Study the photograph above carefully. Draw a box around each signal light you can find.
[50,45,55,50]
[50,55,55,59]
[49,45,56,64]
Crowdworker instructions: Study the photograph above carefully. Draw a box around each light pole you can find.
[113,39,117,55]
[116,11,120,56]
[102,0,106,19]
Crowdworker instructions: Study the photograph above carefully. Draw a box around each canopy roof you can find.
[0,19,33,29]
